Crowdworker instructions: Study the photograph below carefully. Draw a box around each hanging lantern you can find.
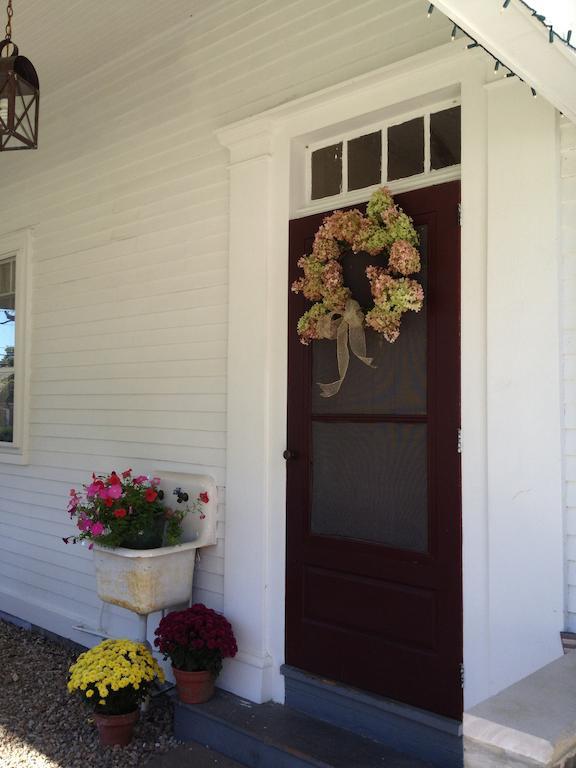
[0,0,39,151]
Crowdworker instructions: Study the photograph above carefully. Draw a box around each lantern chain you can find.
[4,0,12,41]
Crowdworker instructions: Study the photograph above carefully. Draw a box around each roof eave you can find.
[433,0,576,122]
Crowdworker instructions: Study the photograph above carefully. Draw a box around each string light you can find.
[427,3,434,17]
[494,60,501,72]
[531,87,537,97]
[451,24,458,41]
[502,0,511,8]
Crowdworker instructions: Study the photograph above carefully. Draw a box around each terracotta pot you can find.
[94,709,139,747]
[172,666,215,704]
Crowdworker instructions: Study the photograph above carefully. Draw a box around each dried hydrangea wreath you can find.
[291,187,424,397]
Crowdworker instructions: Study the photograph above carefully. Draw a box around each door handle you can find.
[283,449,297,460]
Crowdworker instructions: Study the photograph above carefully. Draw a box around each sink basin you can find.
[93,541,199,615]
[93,472,217,615]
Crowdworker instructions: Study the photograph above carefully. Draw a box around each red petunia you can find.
[108,472,121,486]
[121,468,132,478]
[145,488,158,503]
[114,508,127,518]
[199,492,209,504]
[104,498,114,508]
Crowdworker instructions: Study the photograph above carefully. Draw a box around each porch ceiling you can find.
[433,0,576,122]
[4,0,216,96]
[6,0,452,99]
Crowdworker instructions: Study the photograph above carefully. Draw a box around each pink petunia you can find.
[86,480,104,498]
[106,484,122,500]
[91,522,105,536]
[133,475,147,484]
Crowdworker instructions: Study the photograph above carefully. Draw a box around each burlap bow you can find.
[316,298,374,397]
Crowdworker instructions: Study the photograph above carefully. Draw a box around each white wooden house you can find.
[1,1,576,765]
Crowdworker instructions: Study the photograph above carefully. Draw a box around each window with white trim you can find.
[0,254,15,443]
[307,103,461,203]
[0,230,30,462]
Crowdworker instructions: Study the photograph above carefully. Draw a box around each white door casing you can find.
[216,41,563,709]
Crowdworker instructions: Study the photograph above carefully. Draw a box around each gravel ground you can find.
[0,619,180,768]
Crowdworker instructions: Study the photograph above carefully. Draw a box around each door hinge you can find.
[457,203,462,226]
[457,429,462,454]
[460,663,465,688]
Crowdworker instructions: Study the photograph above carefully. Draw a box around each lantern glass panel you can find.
[0,52,40,151]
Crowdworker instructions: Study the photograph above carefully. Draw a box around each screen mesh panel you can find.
[312,226,427,415]
[311,422,428,551]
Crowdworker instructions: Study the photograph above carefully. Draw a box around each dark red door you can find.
[285,181,462,720]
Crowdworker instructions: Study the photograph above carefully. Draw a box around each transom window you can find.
[308,104,461,203]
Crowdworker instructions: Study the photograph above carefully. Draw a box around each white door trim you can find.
[215,40,489,707]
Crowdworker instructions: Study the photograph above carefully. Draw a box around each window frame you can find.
[304,97,461,210]
[0,229,31,464]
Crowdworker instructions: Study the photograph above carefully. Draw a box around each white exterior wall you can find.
[484,81,563,695]
[561,119,576,631]
[0,2,450,645]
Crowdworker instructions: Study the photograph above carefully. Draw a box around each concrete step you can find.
[282,665,463,768]
[173,689,435,768]
[464,651,576,767]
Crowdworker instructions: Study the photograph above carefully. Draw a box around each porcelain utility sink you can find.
[93,472,217,615]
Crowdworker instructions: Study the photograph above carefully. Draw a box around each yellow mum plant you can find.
[67,638,165,715]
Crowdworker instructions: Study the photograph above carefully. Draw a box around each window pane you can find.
[387,117,424,181]
[311,143,342,200]
[430,106,461,170]
[0,255,15,443]
[0,370,14,442]
[348,131,382,191]
[0,258,16,368]
[311,421,428,551]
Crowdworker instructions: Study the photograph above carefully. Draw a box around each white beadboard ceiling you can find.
[6,0,451,98]
[5,0,216,95]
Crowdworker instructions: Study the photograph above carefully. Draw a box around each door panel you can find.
[285,181,462,719]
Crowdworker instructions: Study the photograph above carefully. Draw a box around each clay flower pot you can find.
[94,709,139,747]
[172,667,215,704]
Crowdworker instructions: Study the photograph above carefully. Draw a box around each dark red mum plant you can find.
[154,604,238,677]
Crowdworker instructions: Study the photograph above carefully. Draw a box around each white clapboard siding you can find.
[0,0,450,644]
[562,118,576,630]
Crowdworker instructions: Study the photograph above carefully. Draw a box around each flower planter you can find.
[93,542,198,614]
[94,710,139,747]
[172,667,215,704]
